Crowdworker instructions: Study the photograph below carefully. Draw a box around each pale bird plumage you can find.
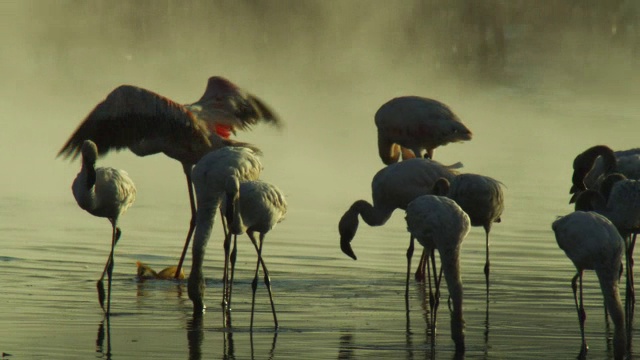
[553,211,626,360]
[71,140,136,314]
[187,147,263,313]
[405,195,470,354]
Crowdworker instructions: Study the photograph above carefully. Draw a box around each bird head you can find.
[432,178,451,196]
[81,140,99,165]
[338,209,359,260]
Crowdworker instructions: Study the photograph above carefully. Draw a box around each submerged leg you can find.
[415,249,427,282]
[250,233,265,330]
[221,230,232,307]
[249,233,278,329]
[106,220,118,315]
[97,220,120,312]
[175,165,197,278]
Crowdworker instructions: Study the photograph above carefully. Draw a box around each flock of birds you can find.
[58,75,640,358]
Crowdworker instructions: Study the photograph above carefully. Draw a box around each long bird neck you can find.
[191,198,222,271]
[440,243,465,353]
[352,200,393,227]
[595,268,626,360]
[73,158,98,212]
[188,196,222,310]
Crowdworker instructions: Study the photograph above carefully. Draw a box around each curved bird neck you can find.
[595,268,626,359]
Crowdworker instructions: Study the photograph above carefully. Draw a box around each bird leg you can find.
[414,249,427,282]
[571,271,588,357]
[484,228,491,296]
[221,230,233,308]
[175,166,197,279]
[97,220,120,312]
[227,234,238,309]
[405,236,415,311]
[249,232,278,329]
[625,233,636,331]
[429,248,442,331]
[250,233,267,330]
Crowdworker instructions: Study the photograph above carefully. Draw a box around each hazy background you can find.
[1,1,640,358]
[1,0,639,268]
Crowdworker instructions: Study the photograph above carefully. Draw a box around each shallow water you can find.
[2,1,640,359]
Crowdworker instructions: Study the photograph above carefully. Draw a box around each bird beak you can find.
[340,238,357,260]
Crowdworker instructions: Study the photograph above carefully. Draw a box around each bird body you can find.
[73,166,136,220]
[575,178,640,238]
[375,96,472,164]
[71,140,136,314]
[339,158,461,260]
[552,211,626,360]
[224,180,287,235]
[433,174,504,284]
[188,147,263,312]
[570,145,640,203]
[405,195,470,353]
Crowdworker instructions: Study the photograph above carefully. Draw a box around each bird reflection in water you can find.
[187,312,278,360]
[96,317,112,360]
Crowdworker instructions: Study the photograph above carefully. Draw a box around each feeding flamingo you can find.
[574,175,640,323]
[57,76,281,278]
[375,96,472,164]
[552,211,626,360]
[405,194,470,353]
[570,145,640,203]
[187,146,263,313]
[71,140,136,314]
[223,179,287,329]
[417,174,504,291]
[339,158,461,261]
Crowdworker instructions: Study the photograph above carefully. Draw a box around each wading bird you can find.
[420,174,504,291]
[375,96,472,164]
[405,194,470,354]
[339,158,461,261]
[71,140,136,314]
[57,76,281,278]
[574,175,640,322]
[187,147,263,313]
[552,211,626,360]
[223,180,287,329]
[570,145,640,203]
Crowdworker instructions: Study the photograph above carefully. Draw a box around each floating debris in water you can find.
[136,261,185,280]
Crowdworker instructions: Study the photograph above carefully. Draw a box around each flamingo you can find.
[574,175,640,322]
[57,76,281,278]
[552,211,626,360]
[339,158,462,261]
[420,174,504,291]
[570,145,640,203]
[223,180,287,329]
[71,140,136,314]
[405,194,470,353]
[187,146,263,313]
[375,96,472,164]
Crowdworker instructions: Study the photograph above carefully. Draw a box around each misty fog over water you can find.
[1,1,640,359]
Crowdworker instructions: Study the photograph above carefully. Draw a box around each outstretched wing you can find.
[58,85,211,160]
[185,76,282,133]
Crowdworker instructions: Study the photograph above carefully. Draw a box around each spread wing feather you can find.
[58,85,211,160]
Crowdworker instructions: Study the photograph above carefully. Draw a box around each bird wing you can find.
[58,85,211,160]
[185,77,282,133]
